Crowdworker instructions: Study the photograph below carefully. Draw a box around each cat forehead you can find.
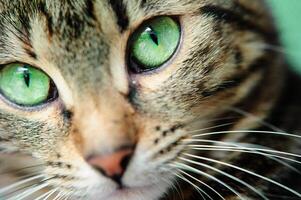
[0,0,202,59]
[0,0,205,86]
[0,0,209,32]
[0,0,267,95]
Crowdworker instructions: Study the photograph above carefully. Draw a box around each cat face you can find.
[0,0,283,199]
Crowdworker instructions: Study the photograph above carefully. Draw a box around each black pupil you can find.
[146,26,159,46]
[23,67,31,87]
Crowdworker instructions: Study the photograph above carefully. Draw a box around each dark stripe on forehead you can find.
[37,2,54,37]
[233,1,259,17]
[12,9,37,59]
[200,5,276,42]
[85,0,97,21]
[24,47,37,59]
[108,0,129,32]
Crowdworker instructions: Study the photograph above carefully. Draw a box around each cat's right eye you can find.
[0,63,58,107]
[128,16,181,73]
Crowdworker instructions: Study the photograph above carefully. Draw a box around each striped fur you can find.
[0,0,300,200]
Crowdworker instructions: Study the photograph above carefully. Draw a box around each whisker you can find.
[3,176,55,198]
[184,153,301,198]
[0,174,44,194]
[253,43,301,58]
[188,115,240,126]
[190,130,301,139]
[171,162,244,199]
[0,163,45,176]
[190,147,301,168]
[57,191,68,200]
[160,174,185,200]
[6,182,49,200]
[178,157,268,200]
[176,168,225,200]
[187,122,235,133]
[62,195,71,200]
[172,177,185,200]
[183,134,301,173]
[184,137,301,171]
[185,139,301,162]
[52,191,63,200]
[229,107,284,132]
[171,171,207,200]
[35,188,57,200]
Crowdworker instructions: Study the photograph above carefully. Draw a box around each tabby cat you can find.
[0,0,300,199]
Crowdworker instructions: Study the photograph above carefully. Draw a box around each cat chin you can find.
[87,182,169,200]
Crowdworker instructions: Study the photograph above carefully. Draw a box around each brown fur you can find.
[0,0,300,200]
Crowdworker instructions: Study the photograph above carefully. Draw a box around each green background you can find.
[268,0,301,73]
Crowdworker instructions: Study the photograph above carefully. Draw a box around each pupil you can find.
[146,26,159,46]
[22,67,31,87]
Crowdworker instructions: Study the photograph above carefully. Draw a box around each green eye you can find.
[0,63,57,107]
[129,16,181,72]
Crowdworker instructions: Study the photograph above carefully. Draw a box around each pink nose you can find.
[87,148,133,183]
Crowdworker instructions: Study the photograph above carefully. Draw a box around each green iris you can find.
[0,63,51,106]
[129,16,181,71]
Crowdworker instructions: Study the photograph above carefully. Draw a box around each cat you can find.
[0,0,300,200]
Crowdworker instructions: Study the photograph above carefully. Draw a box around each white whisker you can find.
[52,191,63,200]
[0,174,44,194]
[190,130,301,139]
[184,138,301,173]
[35,188,57,200]
[229,107,284,132]
[169,178,185,200]
[188,122,234,133]
[252,43,301,58]
[185,139,301,161]
[43,188,59,200]
[178,157,268,200]
[176,168,225,200]
[7,182,49,200]
[190,147,301,168]
[171,162,244,199]
[184,153,301,198]
[158,168,185,200]
[172,171,206,200]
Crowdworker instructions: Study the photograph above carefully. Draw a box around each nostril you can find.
[111,174,122,187]
[92,165,107,176]
[120,153,132,171]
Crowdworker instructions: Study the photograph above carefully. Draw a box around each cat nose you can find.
[87,147,133,185]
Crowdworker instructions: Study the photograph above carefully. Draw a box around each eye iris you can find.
[130,17,180,71]
[0,64,51,106]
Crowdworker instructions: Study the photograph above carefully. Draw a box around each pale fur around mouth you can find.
[88,183,169,200]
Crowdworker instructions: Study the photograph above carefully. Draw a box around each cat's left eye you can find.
[0,63,58,107]
[128,16,181,73]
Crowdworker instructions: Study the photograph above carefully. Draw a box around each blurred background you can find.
[268,0,301,73]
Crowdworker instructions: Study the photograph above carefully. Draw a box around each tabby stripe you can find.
[233,1,258,17]
[37,1,54,37]
[218,60,279,133]
[0,138,10,142]
[201,56,266,97]
[84,0,97,21]
[24,47,37,59]
[12,10,37,59]
[200,5,276,42]
[108,0,129,32]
